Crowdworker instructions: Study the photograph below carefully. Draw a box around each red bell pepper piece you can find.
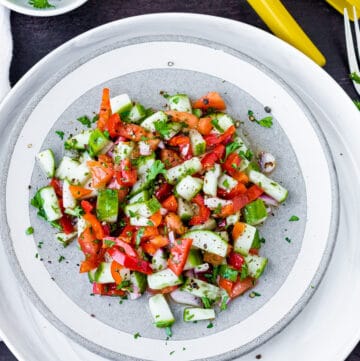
[168,238,192,276]
[168,135,192,159]
[222,152,242,175]
[155,182,173,202]
[117,123,148,142]
[192,92,226,111]
[83,213,105,240]
[81,200,94,214]
[228,252,245,271]
[218,277,234,295]
[189,194,211,226]
[201,144,225,170]
[92,283,125,297]
[59,215,74,234]
[204,126,236,147]
[115,159,137,186]
[107,247,153,275]
[107,113,122,138]
[217,182,247,199]
[161,195,178,212]
[49,178,62,197]
[78,227,101,257]
[104,237,137,257]
[230,277,254,298]
[97,88,111,131]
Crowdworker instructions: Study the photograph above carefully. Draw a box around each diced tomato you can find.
[92,283,125,297]
[217,182,247,199]
[232,171,249,184]
[149,235,169,248]
[102,224,111,237]
[78,227,101,257]
[223,152,242,175]
[118,186,129,202]
[230,277,254,298]
[192,92,226,111]
[165,212,186,235]
[197,117,213,135]
[149,211,163,227]
[107,113,122,138]
[162,195,178,212]
[140,227,159,240]
[168,238,192,276]
[115,159,137,186]
[117,123,148,141]
[142,242,158,256]
[218,277,234,295]
[107,247,153,275]
[228,252,245,270]
[80,259,99,273]
[166,110,199,129]
[232,222,246,240]
[155,182,173,202]
[98,154,113,165]
[50,178,62,197]
[120,224,136,240]
[81,200,94,214]
[160,149,183,169]
[249,248,259,255]
[203,252,225,266]
[110,261,124,284]
[83,213,105,240]
[244,185,264,203]
[204,126,236,147]
[59,215,74,234]
[97,88,111,131]
[104,237,137,257]
[69,185,92,199]
[189,194,211,225]
[168,134,192,159]
[87,160,114,188]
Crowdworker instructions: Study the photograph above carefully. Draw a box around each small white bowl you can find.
[0,0,88,16]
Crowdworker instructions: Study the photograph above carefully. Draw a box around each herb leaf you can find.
[133,332,141,339]
[257,116,273,128]
[103,239,116,248]
[350,72,360,84]
[55,130,65,140]
[77,115,92,128]
[25,226,34,235]
[225,141,241,158]
[354,100,360,110]
[154,120,171,138]
[135,227,145,247]
[28,0,54,8]
[146,160,166,182]
[289,215,299,222]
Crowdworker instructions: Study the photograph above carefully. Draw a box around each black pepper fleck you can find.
[264,106,271,113]
[255,354,262,360]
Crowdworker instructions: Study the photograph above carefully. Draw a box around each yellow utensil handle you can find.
[247,0,326,66]
[325,0,360,21]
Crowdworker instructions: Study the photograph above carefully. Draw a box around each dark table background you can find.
[3,0,359,360]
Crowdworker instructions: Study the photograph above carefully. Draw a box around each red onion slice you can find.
[158,140,165,149]
[170,289,203,307]
[160,207,168,216]
[194,263,210,273]
[259,194,279,207]
[168,231,175,245]
[139,141,152,155]
[258,151,276,173]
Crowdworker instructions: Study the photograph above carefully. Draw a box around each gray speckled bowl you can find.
[0,15,338,361]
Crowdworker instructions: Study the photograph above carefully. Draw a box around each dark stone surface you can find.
[4,0,359,359]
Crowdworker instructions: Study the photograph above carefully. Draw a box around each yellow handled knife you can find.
[325,0,360,20]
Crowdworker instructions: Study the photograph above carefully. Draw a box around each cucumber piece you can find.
[210,113,234,133]
[88,129,111,157]
[177,197,194,222]
[147,268,183,290]
[94,262,115,284]
[189,129,206,156]
[127,103,146,123]
[233,223,259,256]
[218,174,238,192]
[181,277,220,300]
[248,170,288,203]
[110,93,132,114]
[194,263,210,273]
[175,176,203,201]
[113,141,134,161]
[184,249,203,270]
[88,269,96,283]
[124,198,161,218]
[216,231,229,242]
[183,308,215,322]
[203,163,221,197]
[130,216,154,227]
[96,189,118,223]
[190,218,217,231]
[184,230,228,257]
[128,190,150,204]
[226,211,240,226]
[204,197,231,210]
[151,248,167,272]
[55,156,90,186]
[165,157,202,184]
[36,149,55,178]
[62,179,76,209]
[55,231,77,246]
[149,294,175,328]
[38,186,62,221]
[136,154,155,176]
[141,111,168,132]
[64,130,92,150]
[77,216,90,238]
[245,254,268,279]
[162,122,183,141]
[243,199,268,225]
[219,265,238,282]
[129,175,150,196]
[192,108,202,118]
[168,94,192,113]
[131,271,147,293]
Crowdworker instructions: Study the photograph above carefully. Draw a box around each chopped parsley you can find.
[220,294,229,311]
[350,72,360,83]
[285,237,291,243]
[55,130,65,140]
[77,115,92,128]
[146,160,166,182]
[240,263,248,280]
[165,326,172,338]
[248,110,273,128]
[169,351,175,356]
[249,291,261,298]
[239,149,253,161]
[28,0,54,8]
[135,227,145,247]
[25,226,34,235]
[37,241,44,248]
[225,141,241,158]
[103,239,116,248]
[117,280,131,290]
[58,255,65,263]
[154,120,171,138]
[133,332,141,339]
[223,179,230,188]
[207,322,214,329]
[211,118,222,132]
[289,215,299,222]
[354,100,360,110]
[202,297,212,309]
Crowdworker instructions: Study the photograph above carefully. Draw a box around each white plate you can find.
[0,0,87,16]
[0,13,358,361]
